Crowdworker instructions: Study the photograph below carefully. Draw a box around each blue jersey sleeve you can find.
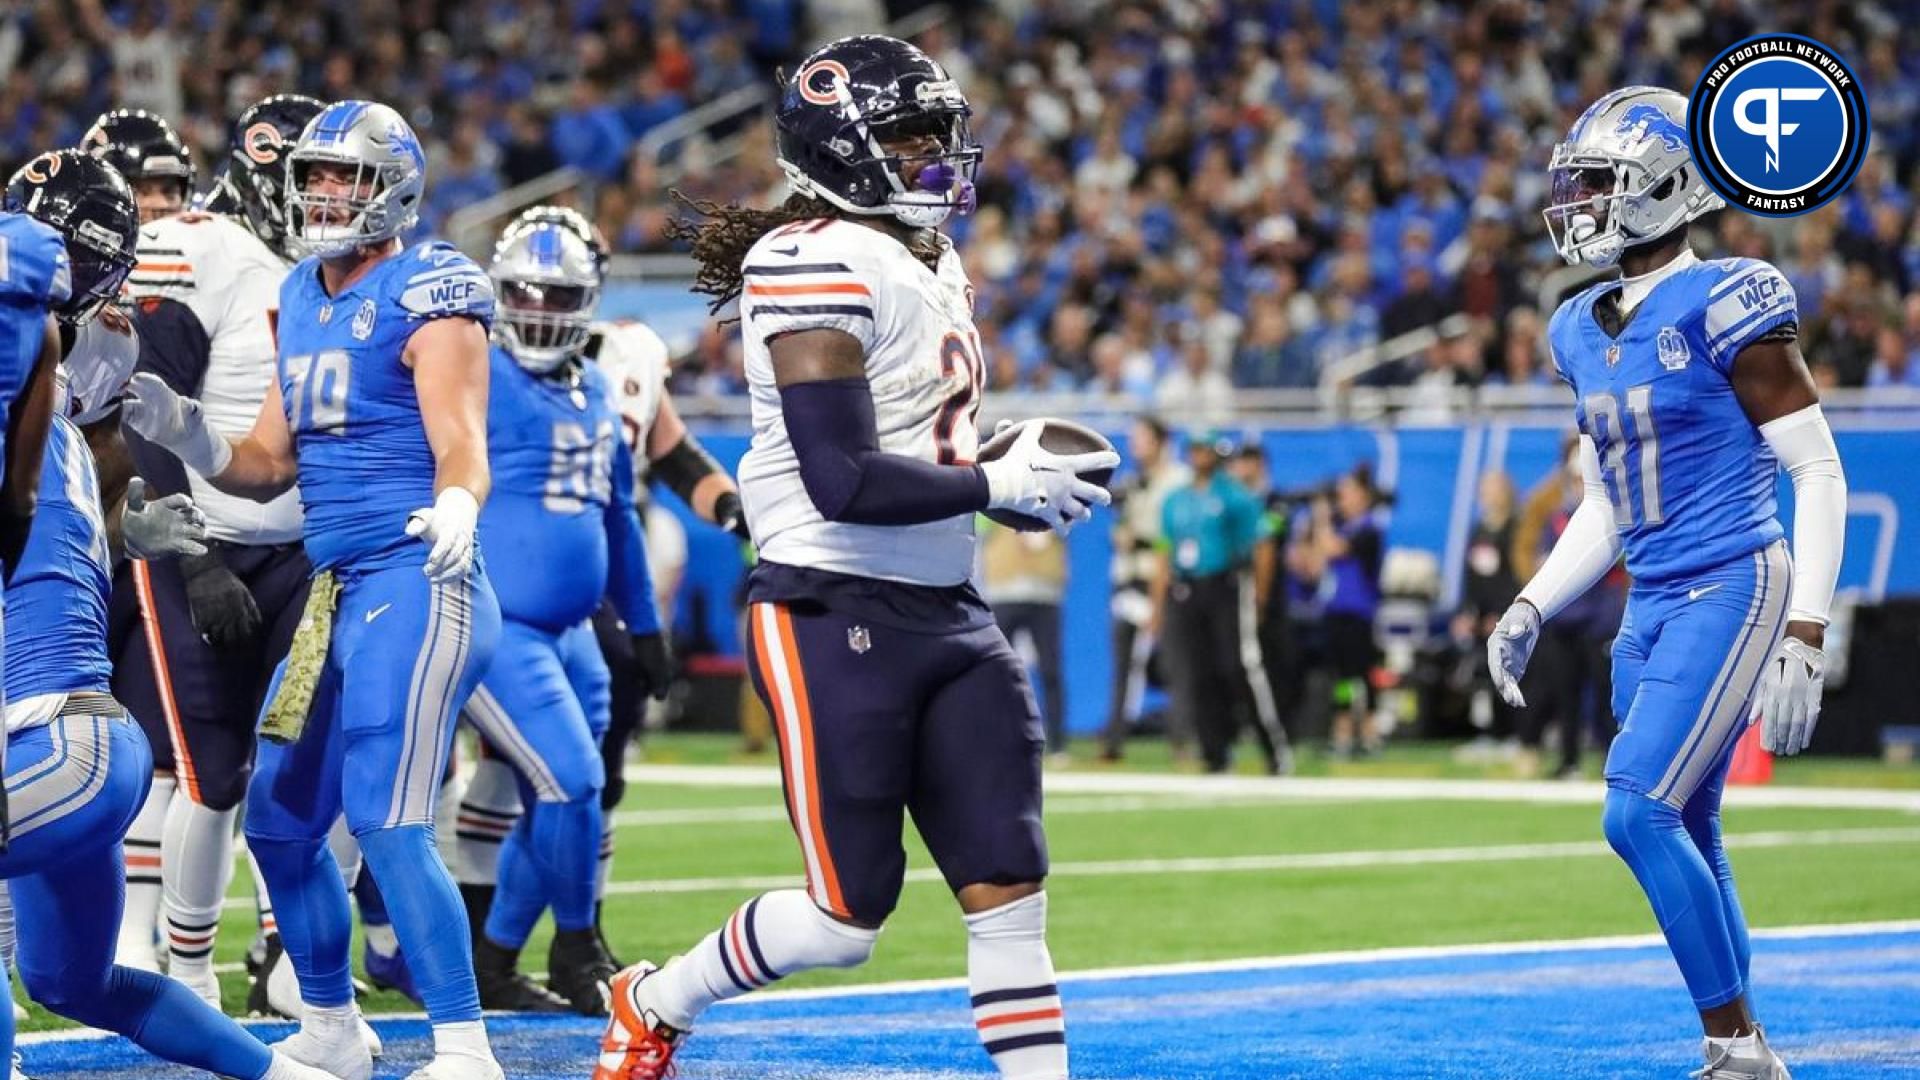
[393,243,495,328]
[0,216,72,309]
[603,428,660,634]
[1701,258,1797,373]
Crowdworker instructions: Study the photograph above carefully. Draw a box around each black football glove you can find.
[180,551,262,649]
[630,631,674,701]
[714,491,750,542]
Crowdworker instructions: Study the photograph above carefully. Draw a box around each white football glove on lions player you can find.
[980,420,1118,535]
[405,486,480,583]
[120,477,209,560]
[1487,600,1543,708]
[120,372,234,477]
[1754,636,1825,756]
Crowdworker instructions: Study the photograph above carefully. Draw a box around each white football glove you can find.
[980,420,1119,535]
[120,477,209,560]
[405,486,480,583]
[119,372,233,476]
[1754,636,1825,756]
[1486,600,1542,708]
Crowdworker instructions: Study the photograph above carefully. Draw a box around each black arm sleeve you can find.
[780,377,989,526]
[124,298,213,499]
[651,433,726,507]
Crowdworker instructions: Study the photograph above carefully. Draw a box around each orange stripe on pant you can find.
[752,602,849,918]
[132,559,196,802]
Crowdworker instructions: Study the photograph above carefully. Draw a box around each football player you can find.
[596,36,1112,1080]
[1490,87,1846,1080]
[116,93,326,1007]
[451,205,733,984]
[0,147,333,1080]
[123,100,505,1080]
[447,217,665,1015]
[83,105,200,972]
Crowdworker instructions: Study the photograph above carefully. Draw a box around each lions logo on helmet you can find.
[490,221,601,374]
[284,100,427,259]
[501,204,610,285]
[774,35,981,229]
[1544,87,1726,269]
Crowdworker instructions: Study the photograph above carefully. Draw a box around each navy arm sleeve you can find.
[779,377,989,526]
[603,433,662,635]
[124,298,211,498]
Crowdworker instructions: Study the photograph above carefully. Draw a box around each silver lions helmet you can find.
[490,219,601,374]
[285,100,426,259]
[1545,86,1725,269]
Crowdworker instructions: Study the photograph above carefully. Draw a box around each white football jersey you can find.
[131,213,302,544]
[590,319,670,474]
[736,218,985,587]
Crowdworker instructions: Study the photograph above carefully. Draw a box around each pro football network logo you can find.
[1688,34,1868,217]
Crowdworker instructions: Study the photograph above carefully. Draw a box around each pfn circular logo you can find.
[1688,34,1868,217]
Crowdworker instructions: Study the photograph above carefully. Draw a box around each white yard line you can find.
[27,919,1920,1044]
[623,763,1920,812]
[609,794,1339,828]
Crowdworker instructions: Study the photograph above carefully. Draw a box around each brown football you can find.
[976,418,1118,532]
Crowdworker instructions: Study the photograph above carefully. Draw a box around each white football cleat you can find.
[12,1051,32,1080]
[265,1048,356,1080]
[272,1015,374,1080]
[595,961,689,1080]
[1693,1028,1791,1080]
[403,1054,506,1080]
[172,965,224,1011]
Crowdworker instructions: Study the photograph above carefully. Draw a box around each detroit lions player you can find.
[0,146,337,1080]
[597,36,1112,1080]
[1489,87,1846,1080]
[117,93,325,1006]
[122,100,505,1080]
[454,218,661,1015]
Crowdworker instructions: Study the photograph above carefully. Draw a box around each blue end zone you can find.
[22,927,1920,1079]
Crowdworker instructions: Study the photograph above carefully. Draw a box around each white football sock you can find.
[364,922,399,959]
[246,843,278,942]
[119,774,174,967]
[965,892,1068,1080]
[596,813,616,900]
[650,889,876,1029]
[453,756,518,886]
[431,1019,493,1061]
[163,799,238,979]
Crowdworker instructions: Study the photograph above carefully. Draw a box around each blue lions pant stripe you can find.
[11,716,112,838]
[464,684,564,802]
[1652,542,1790,806]
[389,581,471,828]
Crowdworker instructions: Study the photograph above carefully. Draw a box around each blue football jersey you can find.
[481,347,643,630]
[1547,256,1792,582]
[0,213,71,486]
[276,241,493,571]
[4,415,112,702]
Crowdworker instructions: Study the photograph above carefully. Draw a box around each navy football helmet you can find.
[5,149,139,326]
[206,94,327,260]
[82,108,195,219]
[775,35,980,228]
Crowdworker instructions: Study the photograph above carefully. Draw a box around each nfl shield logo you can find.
[847,625,872,654]
[352,298,378,341]
[1656,326,1690,371]
[318,303,333,325]
[1605,343,1621,368]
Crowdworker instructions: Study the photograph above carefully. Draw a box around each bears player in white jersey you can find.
[123,99,505,1080]
[1488,87,1847,1079]
[596,36,1113,1080]
[451,205,742,989]
[114,94,327,1008]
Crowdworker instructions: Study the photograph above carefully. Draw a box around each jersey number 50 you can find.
[1585,386,1663,527]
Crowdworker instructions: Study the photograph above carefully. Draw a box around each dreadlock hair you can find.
[667,188,947,316]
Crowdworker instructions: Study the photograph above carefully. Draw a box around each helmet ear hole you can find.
[1653,173,1678,200]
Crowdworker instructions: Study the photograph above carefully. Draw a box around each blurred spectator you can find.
[981,526,1069,761]
[1457,471,1520,746]
[1155,339,1234,424]
[1867,324,1920,389]
[1311,465,1387,759]
[111,2,183,120]
[554,76,638,181]
[1101,416,1188,762]
[1229,443,1301,752]
[1233,297,1316,389]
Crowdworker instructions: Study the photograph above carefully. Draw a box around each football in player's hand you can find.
[977,418,1118,532]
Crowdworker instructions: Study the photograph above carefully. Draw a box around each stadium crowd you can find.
[5,0,1920,403]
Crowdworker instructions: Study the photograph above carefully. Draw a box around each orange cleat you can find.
[593,962,688,1080]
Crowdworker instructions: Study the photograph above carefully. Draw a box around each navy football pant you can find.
[745,601,1048,925]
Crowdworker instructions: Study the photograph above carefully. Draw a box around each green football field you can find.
[18,734,1920,1030]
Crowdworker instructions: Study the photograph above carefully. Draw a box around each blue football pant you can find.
[246,564,501,1023]
[1602,541,1790,1009]
[3,711,276,1079]
[464,617,609,946]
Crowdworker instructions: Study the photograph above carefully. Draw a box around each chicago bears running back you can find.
[122,99,505,1080]
[596,36,1112,1080]
[453,217,660,1015]
[0,145,339,1080]
[1489,87,1847,1080]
